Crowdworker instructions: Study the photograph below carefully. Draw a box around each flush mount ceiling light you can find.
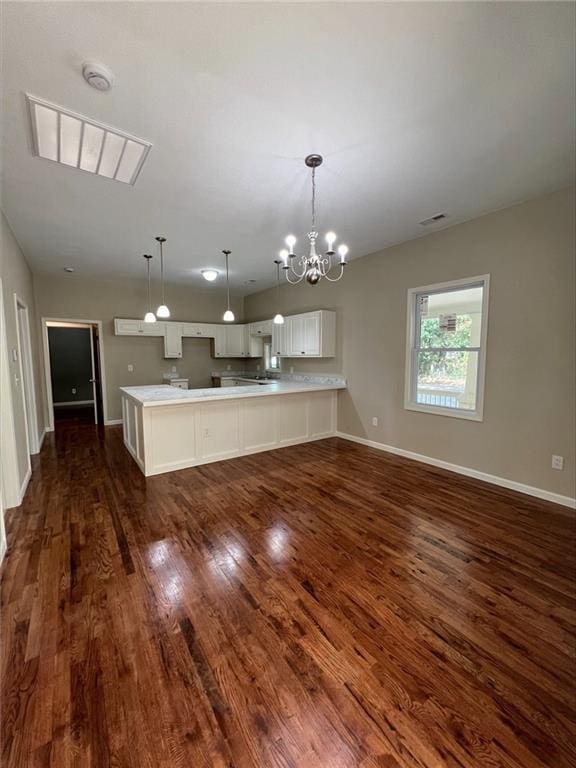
[201,269,219,282]
[279,154,349,285]
[26,94,152,185]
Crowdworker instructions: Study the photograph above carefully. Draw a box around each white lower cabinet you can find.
[121,388,337,476]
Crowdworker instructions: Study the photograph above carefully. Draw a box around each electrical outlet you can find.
[256,364,261,371]
[128,364,134,372]
[372,417,379,427]
[227,364,231,371]
[72,387,77,394]
[203,428,210,439]
[290,366,294,374]
[551,455,564,470]
[171,366,177,373]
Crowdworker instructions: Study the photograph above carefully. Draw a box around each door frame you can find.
[41,317,108,431]
[1,278,22,513]
[14,294,40,454]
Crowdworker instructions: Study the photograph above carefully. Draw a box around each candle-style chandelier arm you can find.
[322,263,346,282]
[284,263,307,284]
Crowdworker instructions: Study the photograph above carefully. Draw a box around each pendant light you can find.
[155,236,170,318]
[143,254,156,323]
[222,250,235,322]
[273,259,284,325]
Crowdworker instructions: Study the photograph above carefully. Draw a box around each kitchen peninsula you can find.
[120,376,345,476]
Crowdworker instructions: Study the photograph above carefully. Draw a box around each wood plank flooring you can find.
[1,423,575,768]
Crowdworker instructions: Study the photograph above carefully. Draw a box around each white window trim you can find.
[404,274,490,422]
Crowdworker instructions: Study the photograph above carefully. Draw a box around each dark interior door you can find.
[91,325,105,426]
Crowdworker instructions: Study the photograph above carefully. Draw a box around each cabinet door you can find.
[247,335,264,358]
[115,319,141,335]
[226,326,247,356]
[274,321,292,356]
[115,318,164,336]
[164,324,183,358]
[303,313,321,355]
[182,323,219,338]
[212,326,226,357]
[288,316,305,356]
[139,320,165,336]
[250,320,273,337]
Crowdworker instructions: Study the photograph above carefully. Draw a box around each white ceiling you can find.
[1,1,574,295]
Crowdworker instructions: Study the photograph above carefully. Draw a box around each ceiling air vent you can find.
[419,213,447,226]
[26,94,152,185]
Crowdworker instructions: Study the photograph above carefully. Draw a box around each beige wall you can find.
[34,275,245,422]
[0,210,45,492]
[246,187,576,500]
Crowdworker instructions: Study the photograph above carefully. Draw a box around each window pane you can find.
[418,286,483,349]
[416,350,478,411]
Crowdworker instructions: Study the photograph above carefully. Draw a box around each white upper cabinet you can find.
[181,323,220,338]
[213,325,260,358]
[114,318,164,337]
[272,321,290,357]
[113,312,334,359]
[164,323,183,358]
[249,319,273,337]
[275,310,335,358]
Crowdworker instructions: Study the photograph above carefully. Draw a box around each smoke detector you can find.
[82,61,114,91]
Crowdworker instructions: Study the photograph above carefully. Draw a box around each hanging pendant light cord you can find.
[147,257,152,311]
[276,261,281,303]
[311,165,317,231]
[224,250,231,311]
[160,241,165,305]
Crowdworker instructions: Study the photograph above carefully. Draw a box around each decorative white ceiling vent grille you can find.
[26,94,152,185]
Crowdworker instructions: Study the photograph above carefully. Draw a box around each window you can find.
[405,275,489,421]
[264,341,280,371]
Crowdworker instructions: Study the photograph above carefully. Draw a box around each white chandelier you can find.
[279,154,348,285]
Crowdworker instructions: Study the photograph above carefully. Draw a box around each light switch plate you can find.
[128,364,134,372]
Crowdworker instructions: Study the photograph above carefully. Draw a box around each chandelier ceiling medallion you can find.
[279,154,349,285]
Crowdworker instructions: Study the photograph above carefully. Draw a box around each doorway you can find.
[42,319,107,430]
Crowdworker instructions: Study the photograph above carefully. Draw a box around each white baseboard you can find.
[36,428,46,452]
[105,419,123,426]
[18,465,32,505]
[336,432,576,510]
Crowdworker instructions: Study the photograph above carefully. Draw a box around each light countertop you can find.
[120,380,346,407]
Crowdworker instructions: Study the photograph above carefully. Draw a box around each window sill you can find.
[404,401,484,422]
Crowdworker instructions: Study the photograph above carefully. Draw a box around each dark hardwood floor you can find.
[1,424,575,768]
